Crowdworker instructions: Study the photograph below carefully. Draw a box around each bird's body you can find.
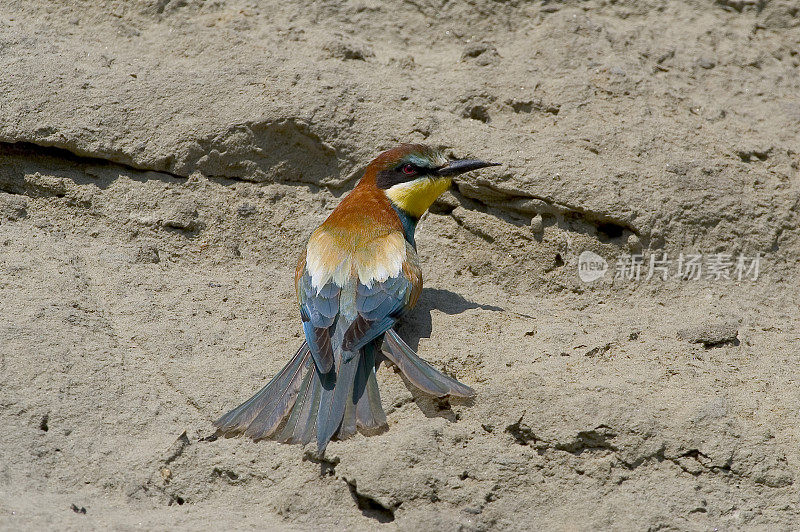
[215,144,498,453]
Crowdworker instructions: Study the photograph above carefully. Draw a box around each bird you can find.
[214,144,499,453]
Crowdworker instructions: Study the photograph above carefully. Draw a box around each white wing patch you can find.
[306,229,407,292]
[354,232,407,288]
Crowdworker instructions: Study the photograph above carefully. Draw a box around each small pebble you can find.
[677,322,739,348]
[237,203,257,217]
[134,245,160,264]
[698,57,716,69]
[530,214,543,233]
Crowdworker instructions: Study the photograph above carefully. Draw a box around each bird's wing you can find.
[342,241,422,352]
[297,268,339,374]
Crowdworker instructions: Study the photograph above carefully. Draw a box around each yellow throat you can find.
[385,176,452,219]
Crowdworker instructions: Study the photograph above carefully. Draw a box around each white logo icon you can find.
[578,251,608,282]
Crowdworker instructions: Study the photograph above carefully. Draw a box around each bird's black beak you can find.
[435,159,501,177]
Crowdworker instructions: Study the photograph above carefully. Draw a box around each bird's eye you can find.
[401,164,416,175]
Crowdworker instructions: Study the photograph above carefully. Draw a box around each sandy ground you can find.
[1,0,799,529]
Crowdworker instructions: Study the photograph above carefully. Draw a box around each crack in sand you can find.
[1,140,637,242]
[454,178,638,238]
[503,417,774,485]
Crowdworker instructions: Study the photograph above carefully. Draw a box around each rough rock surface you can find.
[1,0,799,529]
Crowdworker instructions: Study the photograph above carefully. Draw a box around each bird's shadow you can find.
[384,287,503,421]
[395,287,503,351]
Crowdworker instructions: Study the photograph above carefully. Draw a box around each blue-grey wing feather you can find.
[343,275,413,352]
[299,270,340,373]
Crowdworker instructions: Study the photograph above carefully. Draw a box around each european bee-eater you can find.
[214,144,499,453]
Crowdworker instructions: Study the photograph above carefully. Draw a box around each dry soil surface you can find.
[1,0,799,530]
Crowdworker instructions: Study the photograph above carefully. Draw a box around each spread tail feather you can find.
[355,342,387,431]
[382,329,475,398]
[214,340,388,454]
[316,350,358,453]
[214,329,469,453]
[214,343,312,438]
[340,342,387,439]
[279,359,325,446]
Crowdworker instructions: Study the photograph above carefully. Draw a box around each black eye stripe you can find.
[376,163,433,189]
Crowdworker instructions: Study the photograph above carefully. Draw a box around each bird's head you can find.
[365,144,499,219]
